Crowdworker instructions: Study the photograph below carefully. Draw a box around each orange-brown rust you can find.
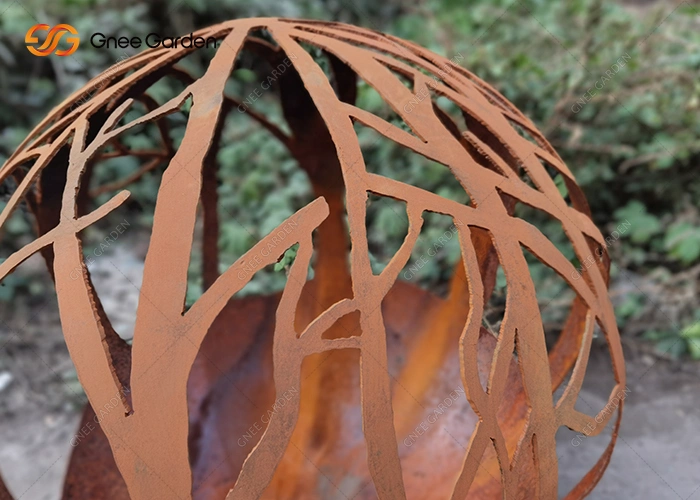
[0,18,624,500]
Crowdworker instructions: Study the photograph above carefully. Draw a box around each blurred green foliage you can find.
[0,0,699,357]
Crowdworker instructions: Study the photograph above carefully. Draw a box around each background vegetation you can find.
[0,0,699,358]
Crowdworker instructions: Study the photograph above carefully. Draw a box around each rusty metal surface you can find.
[0,18,624,499]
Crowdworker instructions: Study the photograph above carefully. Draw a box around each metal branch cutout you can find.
[0,18,625,500]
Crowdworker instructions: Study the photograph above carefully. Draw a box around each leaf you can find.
[615,293,644,320]
[612,201,661,244]
[664,222,700,264]
[553,173,568,198]
[680,322,700,340]
[274,245,298,272]
[687,340,700,360]
[654,337,685,358]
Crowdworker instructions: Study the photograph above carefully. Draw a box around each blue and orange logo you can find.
[25,24,79,56]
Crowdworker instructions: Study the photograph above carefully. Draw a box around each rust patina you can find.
[0,18,624,499]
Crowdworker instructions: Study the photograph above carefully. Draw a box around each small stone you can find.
[0,371,13,392]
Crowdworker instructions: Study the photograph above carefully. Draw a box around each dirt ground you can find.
[557,346,700,499]
[1,257,699,499]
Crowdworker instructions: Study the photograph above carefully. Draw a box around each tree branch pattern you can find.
[0,18,625,500]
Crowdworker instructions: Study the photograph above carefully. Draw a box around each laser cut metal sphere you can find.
[0,18,625,500]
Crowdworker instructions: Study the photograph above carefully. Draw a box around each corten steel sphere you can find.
[0,18,625,500]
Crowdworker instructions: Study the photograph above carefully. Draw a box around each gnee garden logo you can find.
[25,24,79,56]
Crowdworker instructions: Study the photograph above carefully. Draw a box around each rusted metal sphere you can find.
[0,18,624,500]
